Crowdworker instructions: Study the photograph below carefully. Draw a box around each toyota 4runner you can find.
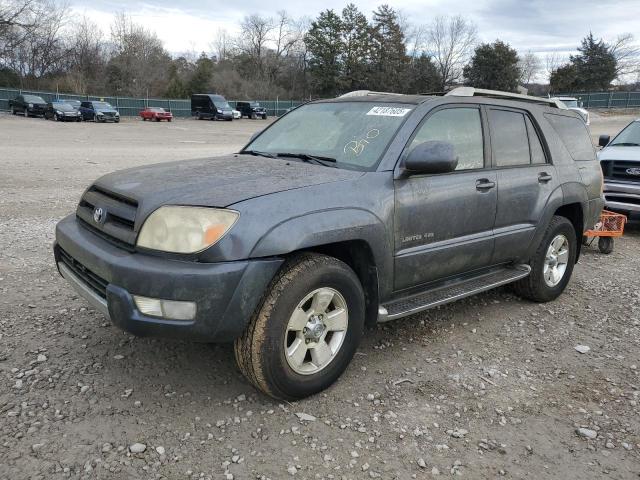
[54,87,604,399]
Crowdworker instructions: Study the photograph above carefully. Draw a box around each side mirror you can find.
[404,141,458,175]
[598,135,610,148]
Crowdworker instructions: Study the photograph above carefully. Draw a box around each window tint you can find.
[489,109,530,167]
[526,117,546,164]
[409,108,484,170]
[544,113,595,161]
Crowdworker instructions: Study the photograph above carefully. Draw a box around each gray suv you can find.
[54,88,604,399]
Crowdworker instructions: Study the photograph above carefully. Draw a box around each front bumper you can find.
[54,215,283,342]
[603,180,640,213]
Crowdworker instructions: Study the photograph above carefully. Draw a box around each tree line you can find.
[0,0,638,100]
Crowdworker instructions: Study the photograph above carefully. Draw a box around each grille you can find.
[76,186,138,247]
[601,160,640,183]
[605,194,640,206]
[58,247,108,299]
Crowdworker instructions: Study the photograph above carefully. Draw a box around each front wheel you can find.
[513,215,577,302]
[234,253,365,400]
[598,237,614,254]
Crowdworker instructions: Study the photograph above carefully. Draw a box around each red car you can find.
[140,107,173,122]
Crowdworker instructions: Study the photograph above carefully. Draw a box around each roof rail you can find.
[445,87,567,109]
[339,90,400,98]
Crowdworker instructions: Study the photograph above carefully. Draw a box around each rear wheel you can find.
[11,107,16,115]
[234,253,365,400]
[513,215,577,302]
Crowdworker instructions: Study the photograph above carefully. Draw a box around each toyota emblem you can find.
[626,167,640,176]
[93,207,105,223]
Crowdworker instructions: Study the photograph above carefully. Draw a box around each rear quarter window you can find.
[544,113,595,161]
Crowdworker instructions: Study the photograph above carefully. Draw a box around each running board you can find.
[378,265,531,322]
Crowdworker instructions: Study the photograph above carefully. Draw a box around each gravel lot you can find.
[1,111,639,480]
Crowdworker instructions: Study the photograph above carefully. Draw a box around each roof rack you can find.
[339,90,401,98]
[445,87,567,109]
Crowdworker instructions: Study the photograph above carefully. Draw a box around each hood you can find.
[598,145,640,162]
[93,154,363,220]
[56,105,76,112]
[96,107,118,113]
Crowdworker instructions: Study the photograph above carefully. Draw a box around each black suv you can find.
[9,94,47,117]
[236,101,267,119]
[54,88,603,400]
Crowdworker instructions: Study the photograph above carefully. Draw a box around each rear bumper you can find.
[603,180,640,213]
[54,214,283,342]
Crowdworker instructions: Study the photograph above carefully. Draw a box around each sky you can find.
[70,0,640,77]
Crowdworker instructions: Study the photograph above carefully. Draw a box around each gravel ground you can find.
[1,112,639,480]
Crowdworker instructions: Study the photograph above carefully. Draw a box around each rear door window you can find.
[525,117,547,164]
[489,109,530,167]
[544,113,595,161]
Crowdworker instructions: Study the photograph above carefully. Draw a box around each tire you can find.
[513,215,577,302]
[168,118,172,122]
[54,113,59,121]
[11,107,16,115]
[24,109,29,117]
[598,237,614,254]
[234,253,365,400]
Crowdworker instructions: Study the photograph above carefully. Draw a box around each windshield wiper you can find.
[610,142,640,147]
[241,149,278,158]
[276,152,337,168]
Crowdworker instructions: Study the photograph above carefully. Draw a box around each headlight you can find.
[217,109,222,113]
[115,112,119,116]
[137,206,239,254]
[56,110,62,115]
[28,103,33,108]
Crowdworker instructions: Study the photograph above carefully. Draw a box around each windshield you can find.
[93,102,114,109]
[251,102,260,107]
[24,95,45,103]
[561,99,579,108]
[245,102,414,171]
[609,121,640,146]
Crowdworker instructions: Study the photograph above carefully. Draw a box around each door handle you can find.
[476,179,496,191]
[538,172,552,183]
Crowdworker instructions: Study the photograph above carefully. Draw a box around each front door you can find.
[393,106,497,291]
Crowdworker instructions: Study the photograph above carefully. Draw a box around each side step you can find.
[378,265,531,322]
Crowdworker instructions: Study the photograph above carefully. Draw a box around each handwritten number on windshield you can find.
[344,129,380,156]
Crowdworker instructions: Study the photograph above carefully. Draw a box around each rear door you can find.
[393,105,497,291]
[487,107,559,264]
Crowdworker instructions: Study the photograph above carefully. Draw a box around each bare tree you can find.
[609,33,640,79]
[518,51,541,84]
[236,13,274,76]
[427,15,477,89]
[544,52,564,81]
[212,27,231,62]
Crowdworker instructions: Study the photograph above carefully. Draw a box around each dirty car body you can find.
[54,88,603,399]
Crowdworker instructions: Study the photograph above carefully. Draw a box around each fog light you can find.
[133,296,196,321]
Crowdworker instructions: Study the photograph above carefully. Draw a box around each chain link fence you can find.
[0,87,305,117]
[555,91,640,109]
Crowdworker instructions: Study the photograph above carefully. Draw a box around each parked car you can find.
[59,99,82,111]
[236,101,267,119]
[140,107,173,122]
[44,101,82,122]
[80,101,120,122]
[191,94,233,121]
[9,94,47,117]
[552,96,590,125]
[54,87,603,400]
[598,118,640,217]
[232,109,241,119]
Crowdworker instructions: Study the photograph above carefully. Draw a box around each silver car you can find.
[598,118,640,215]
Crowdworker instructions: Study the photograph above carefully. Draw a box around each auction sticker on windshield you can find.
[366,106,412,117]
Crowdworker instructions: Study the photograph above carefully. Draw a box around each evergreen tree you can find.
[550,63,579,92]
[165,63,187,98]
[572,33,616,90]
[188,53,215,94]
[463,40,520,92]
[407,53,441,93]
[341,4,370,91]
[304,10,344,96]
[369,5,409,92]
